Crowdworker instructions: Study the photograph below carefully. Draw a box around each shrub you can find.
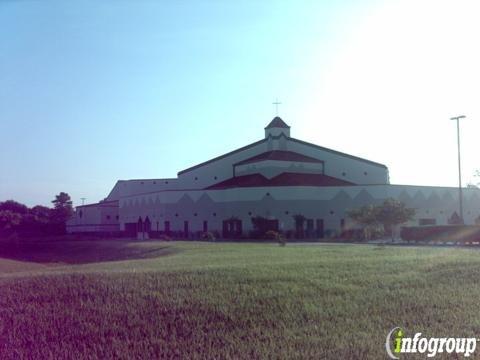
[158,234,172,241]
[248,230,264,239]
[265,230,279,240]
[400,225,480,244]
[201,232,216,242]
[339,229,363,241]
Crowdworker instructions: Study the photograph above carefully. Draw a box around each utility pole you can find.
[450,115,466,224]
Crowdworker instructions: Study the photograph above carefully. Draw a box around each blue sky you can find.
[1,0,479,207]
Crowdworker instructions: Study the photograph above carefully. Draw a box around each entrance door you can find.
[316,219,324,238]
[144,216,151,233]
[222,219,243,238]
[234,219,243,235]
[266,219,279,232]
[306,219,314,238]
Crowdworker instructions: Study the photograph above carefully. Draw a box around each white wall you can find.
[117,184,480,234]
[67,201,119,233]
[286,138,389,185]
[235,160,324,179]
[175,140,268,189]
[265,127,290,138]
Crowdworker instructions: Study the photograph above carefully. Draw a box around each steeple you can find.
[264,116,290,138]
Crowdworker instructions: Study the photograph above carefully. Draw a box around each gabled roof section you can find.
[265,116,290,129]
[235,150,323,166]
[77,200,119,209]
[206,172,354,189]
[178,138,267,175]
[177,131,387,176]
[289,137,388,169]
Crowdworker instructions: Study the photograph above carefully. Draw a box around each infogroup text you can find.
[386,327,477,358]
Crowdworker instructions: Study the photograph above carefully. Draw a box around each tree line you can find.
[0,192,73,238]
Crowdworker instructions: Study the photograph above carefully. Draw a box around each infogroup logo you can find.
[386,327,477,358]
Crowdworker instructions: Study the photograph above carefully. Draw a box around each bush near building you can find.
[400,225,480,244]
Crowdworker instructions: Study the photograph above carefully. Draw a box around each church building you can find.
[67,117,480,238]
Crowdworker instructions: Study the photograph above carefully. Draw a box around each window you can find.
[175,213,179,217]
[106,215,111,220]
[79,210,83,218]
[285,211,289,215]
[194,213,198,217]
[214,176,217,180]
[164,221,170,232]
[141,181,144,184]
[419,218,436,226]
[165,181,169,184]
[342,172,346,176]
[266,192,270,196]
[248,211,252,216]
[364,171,368,176]
[194,177,198,180]
[153,181,156,184]
[203,221,208,232]
[116,215,119,220]
[213,212,217,217]
[329,210,335,215]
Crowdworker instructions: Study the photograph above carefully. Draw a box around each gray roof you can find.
[265,116,290,129]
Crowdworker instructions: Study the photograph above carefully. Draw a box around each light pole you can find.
[450,115,466,224]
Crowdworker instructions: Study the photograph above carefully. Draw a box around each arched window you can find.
[144,216,151,232]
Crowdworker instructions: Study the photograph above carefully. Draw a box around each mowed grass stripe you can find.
[1,242,480,359]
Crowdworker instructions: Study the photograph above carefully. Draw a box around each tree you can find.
[30,205,51,223]
[0,210,22,234]
[346,205,380,240]
[0,201,29,237]
[0,200,28,214]
[51,192,73,220]
[347,199,415,241]
[50,192,73,233]
[21,205,52,235]
[376,198,415,241]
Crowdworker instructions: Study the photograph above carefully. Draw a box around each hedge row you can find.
[400,225,480,244]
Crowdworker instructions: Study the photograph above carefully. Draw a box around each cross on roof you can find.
[272,98,282,116]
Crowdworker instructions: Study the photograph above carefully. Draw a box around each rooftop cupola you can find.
[264,116,290,138]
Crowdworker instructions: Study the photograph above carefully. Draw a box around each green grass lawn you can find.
[1,239,480,359]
